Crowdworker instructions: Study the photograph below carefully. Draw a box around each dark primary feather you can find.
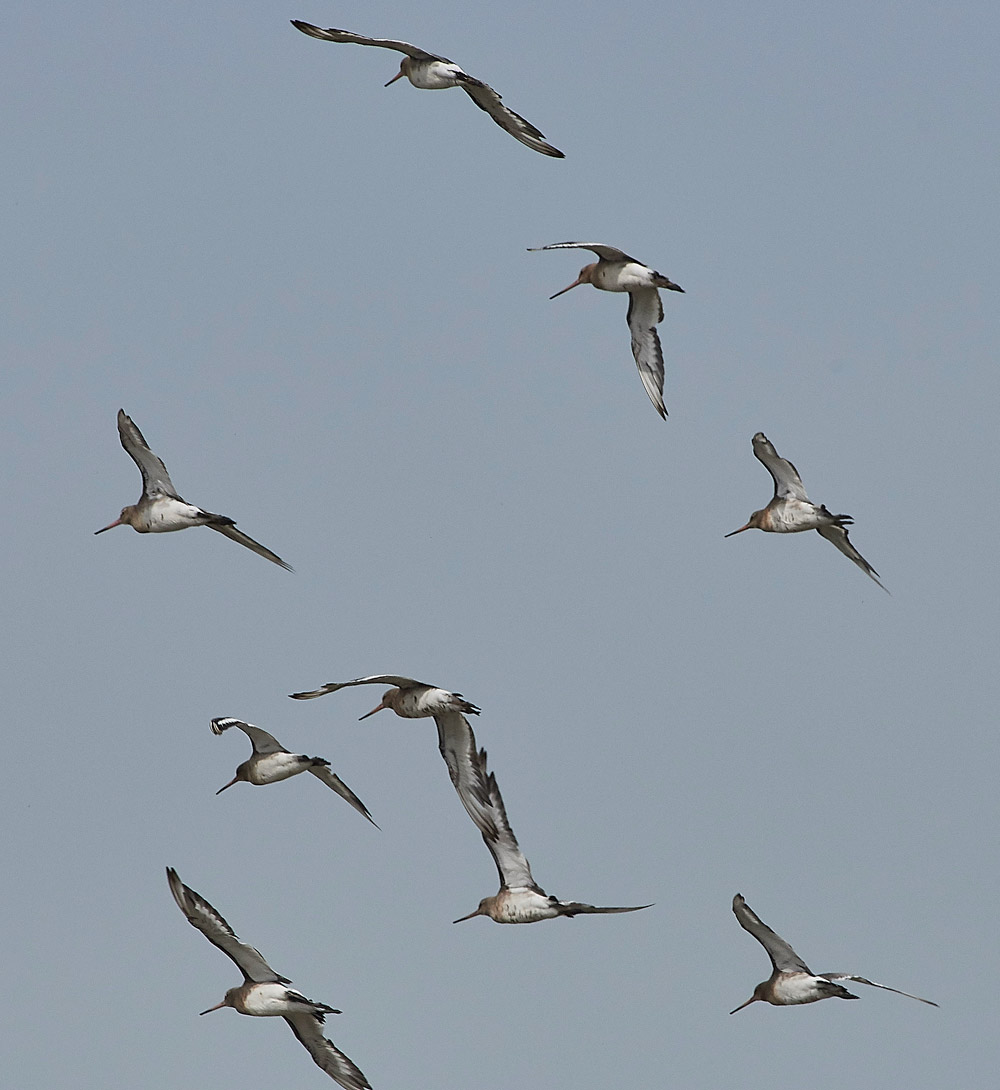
[732,894,812,974]
[166,867,289,984]
[285,1014,373,1090]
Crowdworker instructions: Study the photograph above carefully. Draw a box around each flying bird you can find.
[95,410,292,571]
[445,714,652,924]
[730,893,937,1013]
[289,674,480,720]
[290,21,564,157]
[528,242,684,419]
[289,673,485,814]
[289,674,646,922]
[166,868,371,1090]
[210,717,377,826]
[726,432,887,591]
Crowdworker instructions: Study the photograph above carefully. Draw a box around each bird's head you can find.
[359,688,401,720]
[453,898,491,923]
[199,988,240,1015]
[549,263,597,299]
[384,59,410,87]
[730,982,768,1014]
[725,510,766,537]
[216,761,250,794]
[94,505,136,534]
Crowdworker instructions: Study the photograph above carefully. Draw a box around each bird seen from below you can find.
[95,410,292,571]
[291,21,564,157]
[529,241,684,419]
[166,868,372,1090]
[210,717,377,826]
[725,432,887,591]
[440,712,652,924]
[731,893,937,1013]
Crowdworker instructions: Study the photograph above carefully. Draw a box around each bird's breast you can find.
[138,498,207,533]
[494,888,560,923]
[767,500,821,533]
[239,982,295,1016]
[590,262,634,293]
[771,974,826,1005]
[408,60,463,89]
[395,688,446,717]
[251,753,309,784]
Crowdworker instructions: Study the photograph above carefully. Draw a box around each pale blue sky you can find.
[3,2,997,1087]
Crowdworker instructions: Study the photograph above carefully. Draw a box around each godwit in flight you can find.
[289,673,485,811]
[95,410,292,570]
[726,432,887,591]
[731,893,937,1013]
[291,21,564,157]
[289,674,480,720]
[289,674,647,922]
[166,868,371,1090]
[528,242,684,418]
[210,717,377,826]
[445,715,652,924]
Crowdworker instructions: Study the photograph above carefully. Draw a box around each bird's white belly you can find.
[495,889,560,923]
[395,688,446,717]
[252,753,307,784]
[593,262,651,293]
[408,60,463,89]
[772,974,825,1005]
[242,983,297,1016]
[140,499,206,533]
[770,500,822,533]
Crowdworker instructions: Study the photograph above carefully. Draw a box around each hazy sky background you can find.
[3,2,998,1087]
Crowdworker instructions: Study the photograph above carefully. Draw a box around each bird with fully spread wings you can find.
[166,868,371,1090]
[726,432,887,590]
[210,717,377,826]
[95,410,292,570]
[529,242,684,419]
[731,893,937,1013]
[291,22,564,157]
[290,673,649,924]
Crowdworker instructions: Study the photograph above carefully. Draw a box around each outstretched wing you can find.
[555,900,652,916]
[528,241,638,263]
[290,21,444,62]
[211,717,287,755]
[625,287,667,419]
[166,867,288,983]
[289,675,423,700]
[457,741,540,892]
[732,894,812,974]
[434,711,494,820]
[477,756,540,891]
[820,973,937,1006]
[456,76,563,157]
[751,433,809,502]
[815,524,889,592]
[208,523,293,571]
[116,409,180,500]
[307,764,379,828]
[432,709,535,888]
[284,1014,373,1090]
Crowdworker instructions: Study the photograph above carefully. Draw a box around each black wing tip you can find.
[166,866,189,907]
